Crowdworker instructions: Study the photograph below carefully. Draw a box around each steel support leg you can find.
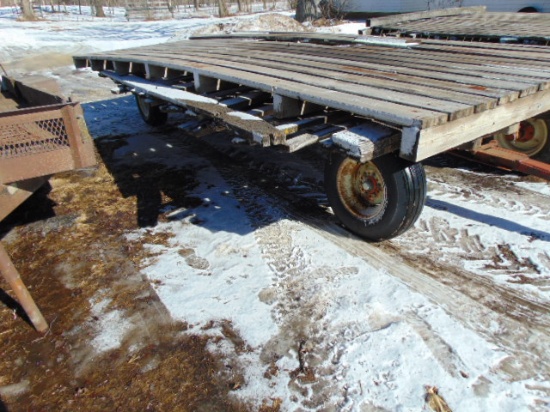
[0,243,48,333]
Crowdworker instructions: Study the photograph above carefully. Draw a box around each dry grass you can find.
[0,136,277,411]
[426,386,453,412]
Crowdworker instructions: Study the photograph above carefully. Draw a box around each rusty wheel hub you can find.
[496,118,549,156]
[336,158,386,220]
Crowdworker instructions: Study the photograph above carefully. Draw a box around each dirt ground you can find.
[0,127,286,411]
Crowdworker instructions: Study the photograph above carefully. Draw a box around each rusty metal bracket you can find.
[457,140,550,181]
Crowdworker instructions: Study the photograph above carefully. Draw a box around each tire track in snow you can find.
[172,130,550,397]
[215,160,350,410]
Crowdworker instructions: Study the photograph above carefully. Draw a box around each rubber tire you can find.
[533,116,550,163]
[325,153,427,241]
[518,7,538,13]
[135,94,168,126]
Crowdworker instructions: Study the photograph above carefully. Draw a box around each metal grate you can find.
[0,117,70,159]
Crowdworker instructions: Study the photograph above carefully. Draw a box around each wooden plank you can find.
[224,37,550,73]
[416,43,550,64]
[170,40,531,101]
[160,42,541,108]
[331,123,401,162]
[284,133,319,153]
[76,54,447,128]
[371,47,550,80]
[367,6,486,28]
[276,112,350,135]
[204,42,543,96]
[145,50,469,120]
[402,87,550,161]
[220,91,270,111]
[247,104,273,118]
[149,44,503,111]
[114,49,476,121]
[284,124,351,153]
[75,36,550,162]
[249,44,516,102]
[100,41,550,102]
[104,72,285,146]
[273,95,324,119]
[373,11,550,43]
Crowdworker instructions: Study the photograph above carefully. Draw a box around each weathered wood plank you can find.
[284,133,320,153]
[104,72,285,146]
[332,123,401,162]
[276,112,350,135]
[147,44,502,112]
[147,48,474,120]
[367,6,486,28]
[220,91,270,111]
[74,35,550,161]
[77,54,446,128]
[168,40,532,100]
[371,11,550,44]
[202,42,541,97]
[402,87,550,161]
[100,39,550,101]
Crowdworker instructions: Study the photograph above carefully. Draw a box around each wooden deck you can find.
[367,8,550,44]
[74,33,550,161]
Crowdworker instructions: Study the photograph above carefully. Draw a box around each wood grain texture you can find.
[74,35,550,159]
[370,10,550,43]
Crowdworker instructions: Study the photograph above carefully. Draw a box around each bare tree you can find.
[20,0,36,20]
[319,0,348,20]
[218,0,229,17]
[295,0,322,22]
[92,0,106,17]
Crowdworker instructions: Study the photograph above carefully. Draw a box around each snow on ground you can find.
[1,8,549,411]
[0,6,294,70]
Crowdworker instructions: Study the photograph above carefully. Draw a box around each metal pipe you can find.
[0,243,48,333]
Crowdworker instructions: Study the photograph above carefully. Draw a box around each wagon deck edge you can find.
[74,36,550,162]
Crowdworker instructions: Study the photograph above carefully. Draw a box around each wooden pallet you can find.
[366,7,550,44]
[74,33,550,161]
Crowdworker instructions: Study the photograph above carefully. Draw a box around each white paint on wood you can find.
[332,122,399,162]
[227,111,263,121]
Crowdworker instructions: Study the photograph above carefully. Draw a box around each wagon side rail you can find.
[0,75,97,332]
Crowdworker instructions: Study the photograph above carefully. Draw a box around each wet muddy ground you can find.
[0,128,283,411]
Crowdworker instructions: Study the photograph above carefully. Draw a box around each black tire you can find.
[518,7,538,13]
[135,94,168,126]
[325,152,427,241]
[533,115,550,163]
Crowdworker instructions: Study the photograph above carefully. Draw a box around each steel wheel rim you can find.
[496,118,549,156]
[336,158,387,222]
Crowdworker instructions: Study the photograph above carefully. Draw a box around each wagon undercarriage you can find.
[73,33,550,240]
